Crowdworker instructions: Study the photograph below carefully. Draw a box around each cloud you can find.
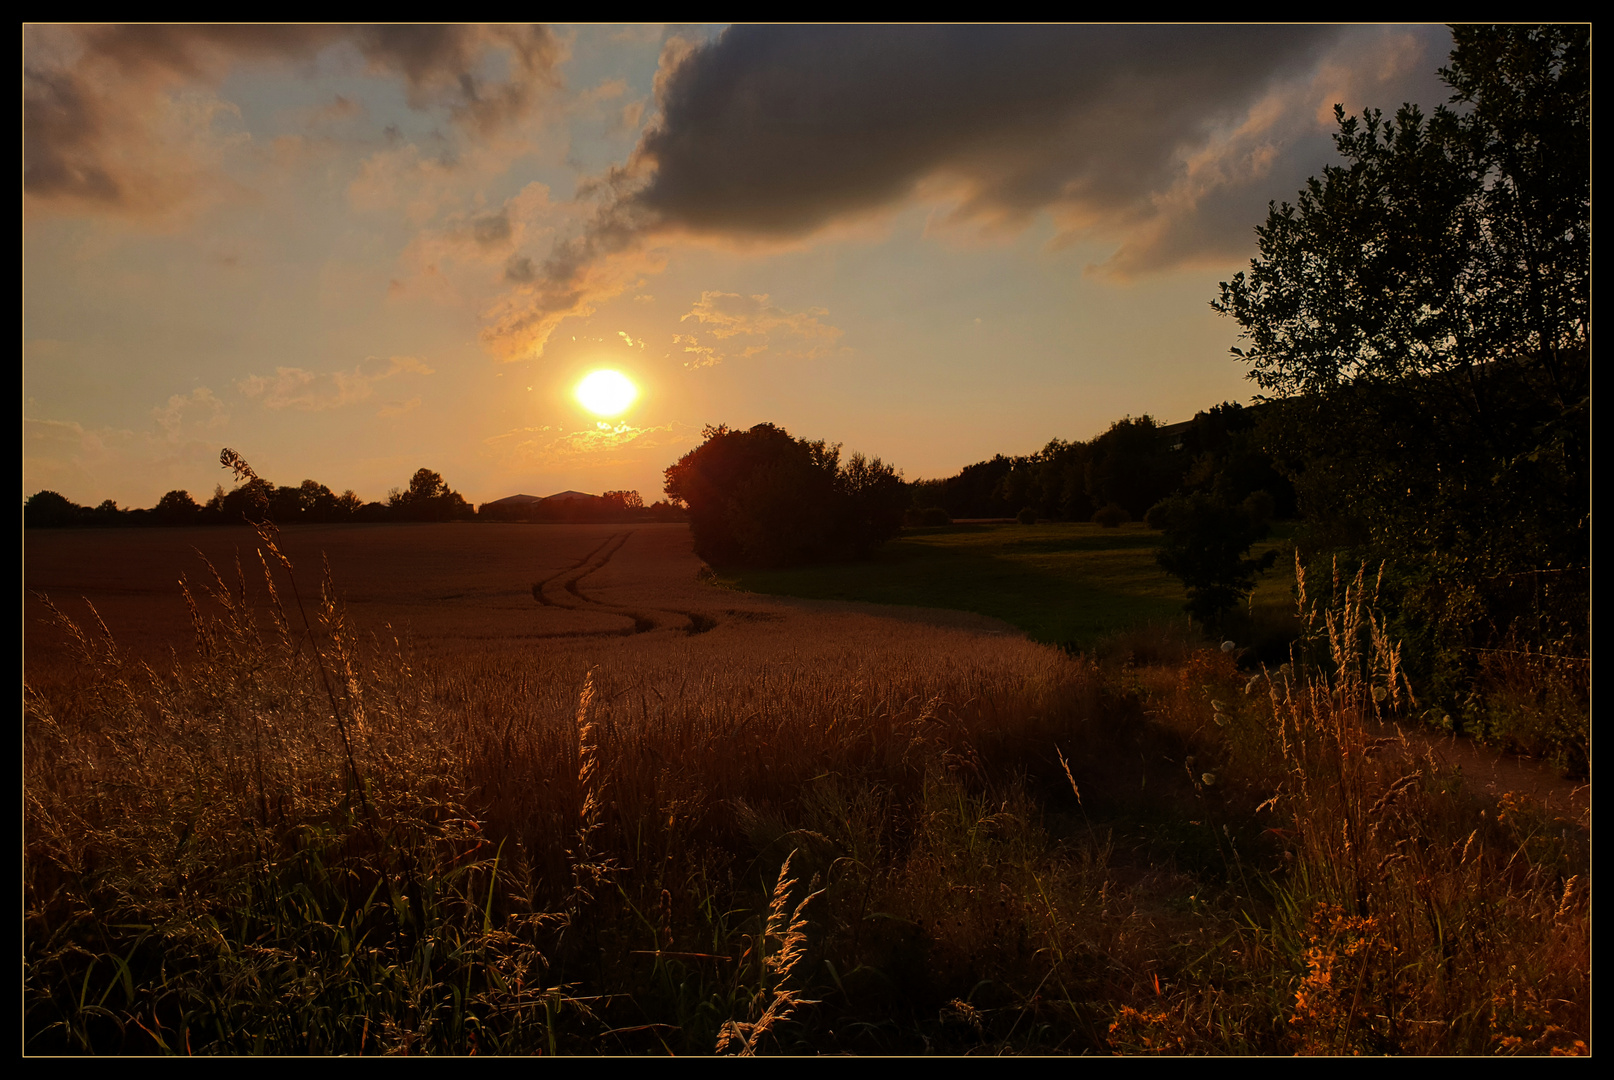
[24,23,563,218]
[486,24,1449,355]
[504,255,537,283]
[25,387,235,504]
[483,419,693,470]
[376,396,422,417]
[24,416,135,501]
[373,181,557,307]
[478,220,668,361]
[288,94,367,132]
[675,291,844,366]
[152,386,229,439]
[238,355,434,412]
[672,333,718,369]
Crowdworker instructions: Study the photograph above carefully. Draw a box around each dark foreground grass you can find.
[719,522,1295,650]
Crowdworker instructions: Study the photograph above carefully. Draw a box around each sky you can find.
[23,23,1457,509]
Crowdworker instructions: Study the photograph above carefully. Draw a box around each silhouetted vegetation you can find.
[1147,492,1279,628]
[1215,25,1588,727]
[901,27,1587,760]
[387,468,475,522]
[664,423,908,567]
[25,465,469,528]
[911,406,1292,528]
[1090,503,1130,529]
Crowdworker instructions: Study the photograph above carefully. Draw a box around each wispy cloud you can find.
[675,291,844,367]
[673,333,718,369]
[237,355,434,412]
[26,386,235,504]
[483,419,693,470]
[24,24,563,219]
[376,396,422,417]
[152,386,229,439]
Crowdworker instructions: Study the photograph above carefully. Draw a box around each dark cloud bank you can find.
[632,24,1335,238]
[492,24,1414,357]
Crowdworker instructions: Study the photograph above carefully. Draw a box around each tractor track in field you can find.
[530,531,720,637]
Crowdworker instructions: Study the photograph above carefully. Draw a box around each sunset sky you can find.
[24,24,1456,510]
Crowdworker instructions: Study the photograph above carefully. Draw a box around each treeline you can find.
[25,466,683,529]
[909,403,1294,525]
[24,467,472,528]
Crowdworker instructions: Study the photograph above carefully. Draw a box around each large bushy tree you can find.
[389,467,474,522]
[1213,25,1588,700]
[665,423,907,566]
[24,490,83,527]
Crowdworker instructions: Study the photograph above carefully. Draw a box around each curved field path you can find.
[24,522,1583,829]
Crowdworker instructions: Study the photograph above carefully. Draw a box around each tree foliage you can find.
[1213,25,1588,701]
[1149,492,1279,628]
[24,490,81,528]
[664,423,907,566]
[910,413,1201,524]
[389,468,474,522]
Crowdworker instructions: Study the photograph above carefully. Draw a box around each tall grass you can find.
[25,511,1587,1054]
[1106,557,1589,1054]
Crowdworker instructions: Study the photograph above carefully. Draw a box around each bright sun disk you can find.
[575,369,638,417]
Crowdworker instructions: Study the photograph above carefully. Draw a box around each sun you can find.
[574,369,638,417]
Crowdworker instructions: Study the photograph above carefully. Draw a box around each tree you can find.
[213,478,274,523]
[90,499,126,527]
[24,490,82,528]
[836,451,909,554]
[1177,403,1296,519]
[153,489,202,525]
[603,490,645,511]
[408,468,447,503]
[1148,492,1279,629]
[391,467,473,522]
[1213,25,1588,698]
[664,423,905,566]
[1084,416,1178,520]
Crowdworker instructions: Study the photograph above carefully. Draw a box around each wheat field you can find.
[23,523,1588,1054]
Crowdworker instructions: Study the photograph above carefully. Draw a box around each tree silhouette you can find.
[665,424,906,566]
[1213,25,1588,696]
[391,467,472,522]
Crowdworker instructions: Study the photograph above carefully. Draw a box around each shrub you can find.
[1091,503,1130,528]
[1016,507,1037,525]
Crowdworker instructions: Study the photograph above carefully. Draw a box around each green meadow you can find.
[720,521,1297,649]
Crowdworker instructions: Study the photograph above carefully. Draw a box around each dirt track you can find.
[24,522,1584,825]
[23,523,1030,671]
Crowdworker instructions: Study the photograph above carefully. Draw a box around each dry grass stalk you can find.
[715,850,821,1055]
